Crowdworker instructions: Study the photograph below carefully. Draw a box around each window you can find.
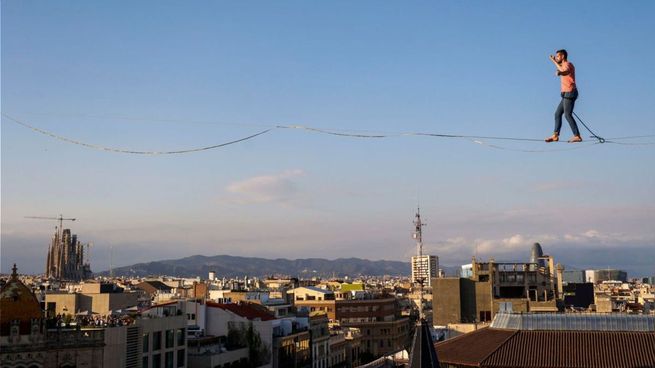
[479,311,492,322]
[176,328,185,346]
[499,302,513,313]
[166,329,175,349]
[142,356,148,368]
[46,302,56,317]
[143,333,150,353]
[153,331,162,351]
[165,351,174,368]
[152,353,161,368]
[177,349,185,367]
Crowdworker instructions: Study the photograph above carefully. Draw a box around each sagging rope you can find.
[3,113,653,155]
[281,125,545,142]
[2,113,273,155]
[278,125,389,138]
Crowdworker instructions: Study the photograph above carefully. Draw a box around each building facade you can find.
[292,291,410,362]
[1,265,105,368]
[45,229,92,281]
[45,286,140,317]
[309,313,329,368]
[433,258,562,326]
[593,269,628,283]
[411,255,438,288]
[184,300,274,368]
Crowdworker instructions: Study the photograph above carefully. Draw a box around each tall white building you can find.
[585,270,596,284]
[411,255,439,287]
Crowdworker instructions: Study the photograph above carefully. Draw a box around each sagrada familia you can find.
[45,228,92,280]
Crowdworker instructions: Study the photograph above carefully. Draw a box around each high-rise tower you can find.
[408,208,441,367]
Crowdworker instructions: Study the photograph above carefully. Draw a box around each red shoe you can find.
[545,134,559,143]
[568,135,582,143]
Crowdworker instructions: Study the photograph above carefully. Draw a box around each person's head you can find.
[555,49,568,63]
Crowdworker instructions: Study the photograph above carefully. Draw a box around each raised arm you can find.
[549,55,569,73]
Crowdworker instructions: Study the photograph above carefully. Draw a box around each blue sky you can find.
[2,1,654,276]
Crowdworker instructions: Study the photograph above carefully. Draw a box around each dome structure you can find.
[530,242,545,269]
[0,264,42,336]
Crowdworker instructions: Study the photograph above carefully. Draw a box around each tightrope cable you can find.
[2,113,272,155]
[472,139,602,152]
[3,113,653,155]
[277,125,390,138]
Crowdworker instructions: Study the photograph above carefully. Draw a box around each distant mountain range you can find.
[98,255,419,278]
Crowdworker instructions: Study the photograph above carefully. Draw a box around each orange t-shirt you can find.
[560,61,576,92]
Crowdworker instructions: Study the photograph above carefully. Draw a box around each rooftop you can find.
[136,280,173,292]
[294,286,334,294]
[0,264,42,336]
[207,301,276,321]
[490,312,655,332]
[436,327,655,368]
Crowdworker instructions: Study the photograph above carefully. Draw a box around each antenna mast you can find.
[413,207,426,320]
[110,245,114,278]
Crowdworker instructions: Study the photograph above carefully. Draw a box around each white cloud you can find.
[225,169,305,204]
[561,229,646,244]
[430,230,655,264]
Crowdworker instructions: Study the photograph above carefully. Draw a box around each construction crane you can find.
[25,214,76,238]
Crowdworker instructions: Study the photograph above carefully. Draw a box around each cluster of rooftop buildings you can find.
[2,261,425,368]
[432,243,654,334]
[2,225,654,368]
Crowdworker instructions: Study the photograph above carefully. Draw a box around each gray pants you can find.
[554,90,580,136]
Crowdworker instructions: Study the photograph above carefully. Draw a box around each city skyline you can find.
[2,1,654,276]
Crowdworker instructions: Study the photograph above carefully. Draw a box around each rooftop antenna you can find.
[110,245,114,278]
[413,207,426,320]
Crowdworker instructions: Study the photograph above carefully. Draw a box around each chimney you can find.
[556,263,564,298]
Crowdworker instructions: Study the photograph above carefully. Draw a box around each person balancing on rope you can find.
[546,49,582,143]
